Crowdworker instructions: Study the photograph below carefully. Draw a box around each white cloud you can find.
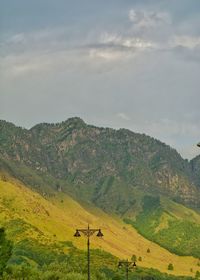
[0,49,88,78]
[170,35,200,49]
[89,48,126,61]
[117,113,131,121]
[8,33,26,44]
[1,4,200,160]
[100,32,156,50]
[124,119,200,159]
[129,9,171,29]
[179,145,200,160]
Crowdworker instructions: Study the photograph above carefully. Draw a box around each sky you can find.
[0,0,200,159]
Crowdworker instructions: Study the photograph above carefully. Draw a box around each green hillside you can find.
[0,118,199,212]
[0,118,200,279]
[191,155,200,188]
[0,176,200,279]
[124,195,200,258]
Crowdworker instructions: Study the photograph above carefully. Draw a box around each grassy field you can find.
[0,176,200,277]
[125,195,200,259]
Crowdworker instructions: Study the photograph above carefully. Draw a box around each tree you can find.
[147,248,150,253]
[0,228,13,276]
[196,271,200,279]
[138,257,142,262]
[3,264,40,280]
[167,263,174,271]
[131,254,137,262]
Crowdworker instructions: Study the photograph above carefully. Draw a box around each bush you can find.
[195,271,200,279]
[168,263,174,271]
[131,255,137,262]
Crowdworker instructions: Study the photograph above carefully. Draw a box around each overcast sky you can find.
[0,0,200,159]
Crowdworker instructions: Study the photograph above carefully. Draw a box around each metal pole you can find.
[74,225,103,280]
[87,225,90,280]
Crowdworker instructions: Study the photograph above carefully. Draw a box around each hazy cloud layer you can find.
[0,0,200,159]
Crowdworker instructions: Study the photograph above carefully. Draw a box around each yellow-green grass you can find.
[161,196,200,223]
[0,178,199,277]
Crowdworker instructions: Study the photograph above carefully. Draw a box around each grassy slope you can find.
[0,177,200,277]
[125,195,200,259]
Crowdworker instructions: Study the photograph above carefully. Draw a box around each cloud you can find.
[0,49,89,78]
[122,118,200,159]
[129,9,171,29]
[99,32,156,49]
[179,145,200,160]
[168,35,200,62]
[1,2,200,160]
[7,33,26,44]
[170,35,200,49]
[89,48,126,61]
[117,113,131,121]
[88,33,157,61]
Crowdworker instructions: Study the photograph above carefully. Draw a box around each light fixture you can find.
[74,230,81,237]
[132,261,136,268]
[96,229,104,237]
[73,225,104,280]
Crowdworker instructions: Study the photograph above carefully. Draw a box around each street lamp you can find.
[118,259,136,280]
[74,224,103,280]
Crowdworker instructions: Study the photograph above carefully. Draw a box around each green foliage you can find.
[131,255,137,262]
[0,234,194,280]
[191,155,200,189]
[0,257,193,280]
[0,228,13,276]
[168,264,174,271]
[195,271,200,279]
[143,196,161,211]
[0,118,199,216]
[125,195,200,258]
[1,118,200,279]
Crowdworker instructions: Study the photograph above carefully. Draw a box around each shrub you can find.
[168,263,174,271]
[131,255,137,262]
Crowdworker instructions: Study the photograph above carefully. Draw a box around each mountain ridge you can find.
[1,118,200,278]
[0,117,199,211]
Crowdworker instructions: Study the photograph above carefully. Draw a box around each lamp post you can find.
[118,259,136,280]
[74,224,103,280]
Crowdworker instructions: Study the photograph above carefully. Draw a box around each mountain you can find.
[0,174,199,278]
[124,194,200,258]
[0,118,199,213]
[191,155,200,188]
[1,118,200,279]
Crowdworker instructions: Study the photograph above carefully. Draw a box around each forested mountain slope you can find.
[0,118,199,212]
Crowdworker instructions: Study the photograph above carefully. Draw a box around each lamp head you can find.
[132,261,136,268]
[96,229,103,237]
[74,230,81,237]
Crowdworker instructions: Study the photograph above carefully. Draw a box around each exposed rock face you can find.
[191,155,200,188]
[0,118,200,211]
